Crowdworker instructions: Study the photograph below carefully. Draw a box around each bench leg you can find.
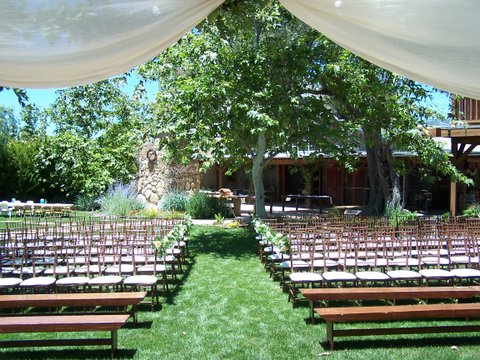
[326,321,334,351]
[310,301,315,324]
[111,329,118,360]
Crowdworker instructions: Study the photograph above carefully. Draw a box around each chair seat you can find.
[421,257,450,266]
[280,260,309,269]
[44,266,71,276]
[386,269,422,279]
[269,253,290,261]
[312,259,338,268]
[355,271,390,281]
[104,264,135,275]
[390,257,421,267]
[75,265,104,275]
[88,275,123,286]
[419,269,453,278]
[289,272,323,283]
[0,277,23,288]
[322,271,357,282]
[449,256,471,265]
[124,275,158,286]
[20,276,56,287]
[137,264,167,273]
[365,258,388,267]
[56,276,90,286]
[450,268,480,278]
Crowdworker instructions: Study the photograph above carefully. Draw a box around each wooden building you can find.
[200,155,449,212]
[430,96,480,215]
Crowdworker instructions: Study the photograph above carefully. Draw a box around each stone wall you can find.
[136,144,201,207]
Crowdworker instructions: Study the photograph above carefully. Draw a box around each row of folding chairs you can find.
[0,218,188,309]
[256,219,480,305]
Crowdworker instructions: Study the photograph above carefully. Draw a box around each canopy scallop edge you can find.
[1,0,479,99]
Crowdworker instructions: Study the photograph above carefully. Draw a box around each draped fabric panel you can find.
[279,0,480,99]
[1,0,479,99]
[0,0,224,88]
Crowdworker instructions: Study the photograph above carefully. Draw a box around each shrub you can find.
[463,203,480,218]
[75,193,99,211]
[97,182,144,216]
[158,191,190,212]
[186,192,232,219]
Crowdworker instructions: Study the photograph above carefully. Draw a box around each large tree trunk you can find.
[252,132,267,217]
[364,128,402,215]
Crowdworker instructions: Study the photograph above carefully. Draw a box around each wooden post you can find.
[450,181,457,216]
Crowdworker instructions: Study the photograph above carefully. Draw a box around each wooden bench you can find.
[0,292,147,322]
[315,303,480,350]
[301,286,480,322]
[0,314,129,359]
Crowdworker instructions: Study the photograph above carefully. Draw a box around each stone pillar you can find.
[136,144,201,207]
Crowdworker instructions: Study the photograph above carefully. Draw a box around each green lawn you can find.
[1,226,480,359]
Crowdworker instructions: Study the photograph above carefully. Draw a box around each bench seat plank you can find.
[301,286,480,302]
[302,286,480,322]
[315,303,480,323]
[0,314,130,333]
[0,292,147,309]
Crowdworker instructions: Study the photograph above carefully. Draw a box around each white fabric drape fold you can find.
[1,0,479,99]
[279,0,480,99]
[0,0,224,88]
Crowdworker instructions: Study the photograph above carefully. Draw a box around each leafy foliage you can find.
[34,77,147,200]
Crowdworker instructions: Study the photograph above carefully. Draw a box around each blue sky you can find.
[0,77,158,116]
[0,81,451,119]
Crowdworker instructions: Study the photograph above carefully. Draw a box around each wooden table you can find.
[282,194,333,212]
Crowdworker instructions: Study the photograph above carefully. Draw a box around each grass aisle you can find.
[128,225,322,359]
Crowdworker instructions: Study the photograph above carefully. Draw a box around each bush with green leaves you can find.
[186,192,232,219]
[158,191,190,212]
[97,182,144,216]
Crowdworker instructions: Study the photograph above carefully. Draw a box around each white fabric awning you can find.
[279,0,480,99]
[0,0,224,88]
[1,0,480,99]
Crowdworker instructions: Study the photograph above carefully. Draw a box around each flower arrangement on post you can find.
[153,232,174,257]
[182,214,193,236]
[270,232,289,254]
[251,217,289,254]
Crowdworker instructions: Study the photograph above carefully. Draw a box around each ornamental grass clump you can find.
[158,191,190,212]
[97,182,144,216]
